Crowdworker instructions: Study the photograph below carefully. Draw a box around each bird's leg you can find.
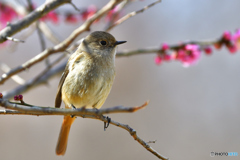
[71,104,76,109]
[93,108,111,131]
[71,104,77,118]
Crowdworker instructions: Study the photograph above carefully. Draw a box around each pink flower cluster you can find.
[155,29,240,67]
[14,94,23,101]
[155,43,202,67]
[40,5,121,24]
[214,30,240,53]
[0,3,18,28]
[0,2,121,27]
[41,11,59,24]
[40,5,99,24]
[0,3,18,46]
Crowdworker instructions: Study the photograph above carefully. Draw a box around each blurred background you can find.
[0,0,240,160]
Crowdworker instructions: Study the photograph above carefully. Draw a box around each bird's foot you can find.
[103,116,111,131]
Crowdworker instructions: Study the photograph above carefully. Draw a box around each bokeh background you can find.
[0,0,240,160]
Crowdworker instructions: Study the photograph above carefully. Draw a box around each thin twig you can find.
[36,21,50,67]
[2,62,65,99]
[7,24,37,52]
[104,0,130,31]
[106,0,161,32]
[69,1,81,12]
[0,62,25,85]
[36,22,46,51]
[0,0,124,85]
[39,22,61,45]
[6,37,24,43]
[85,115,168,160]
[28,54,66,86]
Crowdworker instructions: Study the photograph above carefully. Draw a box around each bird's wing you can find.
[55,51,85,108]
[55,67,69,108]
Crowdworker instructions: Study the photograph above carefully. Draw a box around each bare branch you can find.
[0,0,71,43]
[69,2,81,12]
[36,22,46,51]
[116,39,218,57]
[36,21,51,67]
[104,0,130,31]
[0,62,25,85]
[0,98,147,116]
[7,24,37,52]
[2,59,66,99]
[86,115,168,160]
[117,48,158,57]
[39,22,61,45]
[106,0,161,32]
[0,99,168,159]
[0,0,124,85]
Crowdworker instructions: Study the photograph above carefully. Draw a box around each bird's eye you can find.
[100,40,107,46]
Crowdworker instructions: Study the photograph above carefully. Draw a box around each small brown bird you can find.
[55,31,126,155]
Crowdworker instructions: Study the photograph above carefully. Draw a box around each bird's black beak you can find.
[115,41,127,46]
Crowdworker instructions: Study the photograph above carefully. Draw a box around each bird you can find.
[55,31,126,155]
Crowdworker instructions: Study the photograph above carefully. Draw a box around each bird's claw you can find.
[104,116,111,131]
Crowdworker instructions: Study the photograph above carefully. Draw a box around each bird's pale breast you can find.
[61,53,115,109]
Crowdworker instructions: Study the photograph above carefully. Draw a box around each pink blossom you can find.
[105,5,121,22]
[214,42,222,50]
[155,56,162,65]
[161,43,169,50]
[233,29,240,41]
[41,11,59,24]
[163,54,171,61]
[65,14,78,23]
[227,42,237,53]
[177,44,201,67]
[204,46,212,55]
[228,45,237,53]
[82,5,97,21]
[233,29,240,50]
[18,95,23,100]
[14,95,19,101]
[0,3,18,27]
[223,31,232,41]
[171,52,178,60]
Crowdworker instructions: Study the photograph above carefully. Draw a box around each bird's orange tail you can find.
[56,115,76,156]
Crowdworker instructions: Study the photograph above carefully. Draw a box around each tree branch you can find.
[86,114,169,160]
[116,39,218,57]
[106,0,161,32]
[0,98,168,159]
[0,62,26,85]
[2,61,65,99]
[0,98,148,116]
[0,0,124,85]
[0,0,71,43]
